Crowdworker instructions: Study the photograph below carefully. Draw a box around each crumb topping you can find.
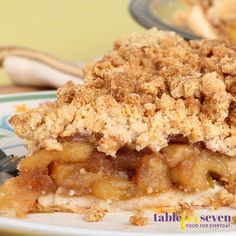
[10,28,236,156]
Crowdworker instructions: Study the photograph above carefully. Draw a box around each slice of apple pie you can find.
[0,28,236,218]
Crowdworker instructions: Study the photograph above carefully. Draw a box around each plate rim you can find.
[0,214,235,236]
[0,90,56,103]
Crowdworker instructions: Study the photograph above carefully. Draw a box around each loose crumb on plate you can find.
[175,203,194,218]
[232,215,236,224]
[84,206,106,222]
[129,211,150,226]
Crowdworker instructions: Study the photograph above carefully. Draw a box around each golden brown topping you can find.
[227,102,236,126]
[9,28,236,156]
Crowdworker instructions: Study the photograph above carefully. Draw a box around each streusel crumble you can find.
[10,28,236,156]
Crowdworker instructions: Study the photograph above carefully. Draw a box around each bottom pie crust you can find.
[36,184,235,214]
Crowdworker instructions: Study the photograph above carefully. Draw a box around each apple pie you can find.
[175,0,236,43]
[0,28,236,218]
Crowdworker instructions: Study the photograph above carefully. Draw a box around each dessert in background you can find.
[174,0,236,43]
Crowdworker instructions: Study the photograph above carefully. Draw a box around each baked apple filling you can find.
[52,142,236,197]
[0,142,236,218]
[1,141,235,217]
[56,142,236,197]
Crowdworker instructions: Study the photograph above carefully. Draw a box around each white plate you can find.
[0,91,235,236]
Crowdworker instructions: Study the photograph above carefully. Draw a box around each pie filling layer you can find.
[0,141,235,216]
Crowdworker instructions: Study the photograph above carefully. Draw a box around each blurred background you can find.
[0,0,235,94]
[0,0,143,92]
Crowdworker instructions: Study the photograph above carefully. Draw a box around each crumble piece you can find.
[129,211,150,226]
[84,206,105,222]
[9,28,236,157]
[175,203,194,218]
[232,215,236,224]
[209,190,234,209]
